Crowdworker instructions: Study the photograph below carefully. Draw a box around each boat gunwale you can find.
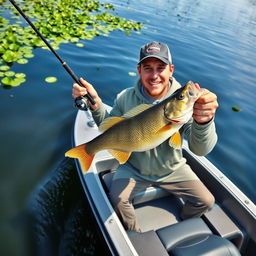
[182,140,256,217]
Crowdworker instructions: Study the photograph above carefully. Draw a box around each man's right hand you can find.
[72,78,102,111]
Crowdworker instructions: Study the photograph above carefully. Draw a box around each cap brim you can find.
[138,55,170,65]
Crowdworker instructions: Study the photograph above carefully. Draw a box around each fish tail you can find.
[65,144,94,173]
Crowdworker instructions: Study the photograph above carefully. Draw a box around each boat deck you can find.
[100,166,245,255]
[101,169,182,231]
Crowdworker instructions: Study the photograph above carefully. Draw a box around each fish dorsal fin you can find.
[169,131,182,148]
[109,150,131,164]
[122,104,153,118]
[99,116,125,132]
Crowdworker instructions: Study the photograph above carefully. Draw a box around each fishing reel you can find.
[74,96,89,111]
[74,96,96,127]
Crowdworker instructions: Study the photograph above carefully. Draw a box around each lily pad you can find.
[45,76,58,83]
[15,73,26,78]
[5,71,15,77]
[128,71,137,76]
[2,50,19,63]
[76,43,85,47]
[232,106,241,112]
[1,77,12,85]
[70,37,79,43]
[0,65,10,71]
[17,58,28,64]
[10,78,26,87]
[9,43,20,51]
[24,53,34,58]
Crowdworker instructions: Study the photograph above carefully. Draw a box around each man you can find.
[72,41,218,232]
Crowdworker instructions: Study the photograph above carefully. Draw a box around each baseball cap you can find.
[138,41,172,65]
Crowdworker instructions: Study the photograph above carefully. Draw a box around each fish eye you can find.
[178,93,185,100]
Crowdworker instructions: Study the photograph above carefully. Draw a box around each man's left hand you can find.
[193,86,219,124]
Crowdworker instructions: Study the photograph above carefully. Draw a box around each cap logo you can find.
[146,43,161,53]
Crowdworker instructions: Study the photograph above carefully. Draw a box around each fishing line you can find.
[9,0,96,109]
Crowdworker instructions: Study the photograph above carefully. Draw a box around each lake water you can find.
[1,0,256,255]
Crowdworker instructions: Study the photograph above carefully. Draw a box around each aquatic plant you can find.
[0,0,143,87]
[232,106,241,112]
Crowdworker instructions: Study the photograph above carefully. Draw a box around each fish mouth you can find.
[188,82,205,100]
[187,82,201,98]
[193,82,201,90]
[168,109,193,124]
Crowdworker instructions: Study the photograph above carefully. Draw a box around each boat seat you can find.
[129,230,169,256]
[203,204,244,249]
[156,217,241,256]
[101,170,170,205]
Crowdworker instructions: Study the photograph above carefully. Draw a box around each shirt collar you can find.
[140,78,172,104]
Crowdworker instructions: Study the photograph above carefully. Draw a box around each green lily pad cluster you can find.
[0,0,143,87]
[0,66,26,86]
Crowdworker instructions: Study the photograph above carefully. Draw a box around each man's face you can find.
[137,57,174,99]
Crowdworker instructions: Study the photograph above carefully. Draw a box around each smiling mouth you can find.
[149,81,161,86]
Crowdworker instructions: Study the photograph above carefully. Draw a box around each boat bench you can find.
[129,217,241,256]
[100,170,170,205]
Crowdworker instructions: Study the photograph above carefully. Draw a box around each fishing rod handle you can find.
[62,62,96,106]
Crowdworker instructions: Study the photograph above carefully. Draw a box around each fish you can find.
[65,81,203,172]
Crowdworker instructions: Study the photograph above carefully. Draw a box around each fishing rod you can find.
[9,0,95,110]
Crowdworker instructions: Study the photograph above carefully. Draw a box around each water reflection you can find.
[28,158,111,256]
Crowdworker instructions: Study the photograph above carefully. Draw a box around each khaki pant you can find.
[109,178,215,232]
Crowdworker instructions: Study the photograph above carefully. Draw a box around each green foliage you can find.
[45,76,58,83]
[232,106,241,112]
[0,0,143,87]
[128,71,136,76]
[1,71,26,86]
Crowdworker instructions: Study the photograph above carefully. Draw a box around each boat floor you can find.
[100,168,248,255]
[135,195,182,232]
[101,169,182,231]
